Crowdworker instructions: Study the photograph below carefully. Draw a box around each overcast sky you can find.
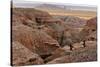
[12,0,97,7]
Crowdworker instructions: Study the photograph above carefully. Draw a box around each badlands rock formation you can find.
[11,8,97,66]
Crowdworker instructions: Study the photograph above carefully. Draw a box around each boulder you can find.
[72,42,84,50]
[62,45,71,51]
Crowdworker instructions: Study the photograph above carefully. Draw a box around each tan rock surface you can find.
[12,41,44,66]
[12,25,60,56]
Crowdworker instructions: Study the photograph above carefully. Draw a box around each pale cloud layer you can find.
[13,0,97,6]
[12,0,97,12]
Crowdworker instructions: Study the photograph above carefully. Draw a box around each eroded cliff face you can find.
[12,41,44,66]
[12,25,60,56]
[80,17,97,41]
[12,8,97,66]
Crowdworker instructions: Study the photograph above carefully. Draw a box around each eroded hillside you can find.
[11,8,97,66]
